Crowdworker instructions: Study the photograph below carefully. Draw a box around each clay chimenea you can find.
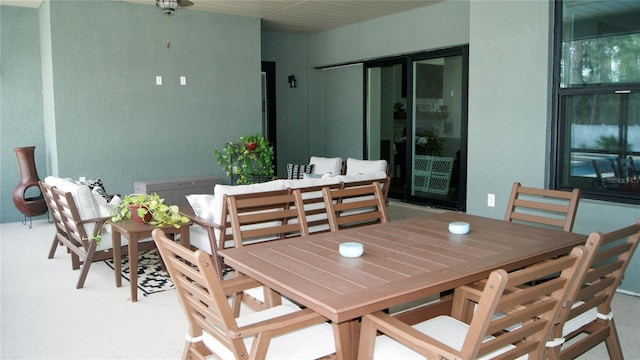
[12,146,48,228]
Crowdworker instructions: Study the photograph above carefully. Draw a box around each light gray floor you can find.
[1,203,638,359]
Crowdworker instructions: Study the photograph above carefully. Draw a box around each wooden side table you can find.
[110,220,191,302]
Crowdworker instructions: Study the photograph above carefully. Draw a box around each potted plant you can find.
[86,193,189,246]
[393,102,406,119]
[111,193,189,227]
[214,133,275,185]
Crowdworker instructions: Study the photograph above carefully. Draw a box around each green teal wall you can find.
[261,31,310,176]
[0,6,47,222]
[1,1,262,223]
[305,0,470,158]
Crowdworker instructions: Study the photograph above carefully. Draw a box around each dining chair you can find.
[225,190,309,315]
[152,228,336,360]
[504,182,581,232]
[546,220,640,360]
[357,245,588,360]
[40,181,114,288]
[287,182,342,234]
[321,182,389,232]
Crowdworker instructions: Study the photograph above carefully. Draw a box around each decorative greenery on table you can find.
[87,193,189,246]
[112,193,189,227]
[214,133,275,185]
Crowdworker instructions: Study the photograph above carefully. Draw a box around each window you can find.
[553,0,640,203]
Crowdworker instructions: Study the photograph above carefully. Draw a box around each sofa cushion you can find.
[286,163,315,180]
[338,170,388,184]
[283,176,342,190]
[186,194,216,222]
[345,158,388,176]
[309,156,343,175]
[44,176,100,221]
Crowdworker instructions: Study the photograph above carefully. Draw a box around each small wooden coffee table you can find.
[110,220,191,302]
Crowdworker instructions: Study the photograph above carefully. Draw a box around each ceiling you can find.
[1,0,440,34]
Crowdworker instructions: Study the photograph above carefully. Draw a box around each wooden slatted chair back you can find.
[288,182,342,234]
[43,182,110,288]
[152,228,337,360]
[547,220,640,359]
[226,190,309,246]
[505,182,580,232]
[321,182,389,232]
[358,246,588,360]
[153,228,251,359]
[40,181,69,260]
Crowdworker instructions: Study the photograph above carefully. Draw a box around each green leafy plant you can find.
[112,193,189,228]
[85,193,189,246]
[214,133,275,185]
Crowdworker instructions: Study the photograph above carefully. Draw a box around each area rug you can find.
[104,249,175,297]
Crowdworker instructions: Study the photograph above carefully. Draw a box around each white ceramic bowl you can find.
[449,221,470,235]
[339,242,364,258]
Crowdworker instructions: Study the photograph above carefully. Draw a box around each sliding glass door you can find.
[365,47,468,210]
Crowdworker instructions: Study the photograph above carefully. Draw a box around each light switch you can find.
[156,76,162,85]
[180,76,187,86]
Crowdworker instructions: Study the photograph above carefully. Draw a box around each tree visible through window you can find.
[554,0,640,203]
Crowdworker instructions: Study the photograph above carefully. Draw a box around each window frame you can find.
[550,0,640,205]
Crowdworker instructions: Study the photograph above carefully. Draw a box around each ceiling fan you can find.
[156,0,193,15]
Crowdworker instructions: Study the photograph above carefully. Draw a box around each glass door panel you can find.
[365,47,467,210]
[410,56,463,206]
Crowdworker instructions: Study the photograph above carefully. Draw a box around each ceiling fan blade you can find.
[177,0,194,7]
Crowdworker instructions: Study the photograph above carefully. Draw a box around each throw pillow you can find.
[286,163,315,179]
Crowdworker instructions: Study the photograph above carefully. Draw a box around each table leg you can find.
[129,234,139,302]
[112,231,122,288]
[333,320,359,359]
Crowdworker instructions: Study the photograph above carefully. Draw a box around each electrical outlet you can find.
[487,193,495,207]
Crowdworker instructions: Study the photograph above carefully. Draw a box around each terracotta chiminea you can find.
[12,146,48,227]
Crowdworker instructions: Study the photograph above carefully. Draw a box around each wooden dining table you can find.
[219,212,587,359]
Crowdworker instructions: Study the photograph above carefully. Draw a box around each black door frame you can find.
[262,61,277,172]
[363,46,468,211]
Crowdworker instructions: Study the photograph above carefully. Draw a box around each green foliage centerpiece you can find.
[112,193,189,227]
[214,133,275,185]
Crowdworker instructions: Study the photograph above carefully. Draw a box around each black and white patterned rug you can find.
[104,249,175,297]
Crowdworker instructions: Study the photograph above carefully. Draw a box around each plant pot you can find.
[245,142,257,151]
[128,204,152,224]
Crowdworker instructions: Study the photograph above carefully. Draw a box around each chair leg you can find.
[48,237,60,259]
[75,243,97,289]
[604,319,624,359]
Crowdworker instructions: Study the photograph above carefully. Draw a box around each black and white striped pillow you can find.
[286,163,315,179]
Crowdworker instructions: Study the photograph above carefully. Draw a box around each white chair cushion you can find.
[201,303,335,360]
[309,156,343,175]
[561,301,599,337]
[346,158,388,175]
[372,315,525,360]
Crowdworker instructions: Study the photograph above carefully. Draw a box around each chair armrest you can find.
[361,311,463,359]
[229,307,326,339]
[78,216,111,238]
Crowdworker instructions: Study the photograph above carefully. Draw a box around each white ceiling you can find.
[1,0,441,34]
